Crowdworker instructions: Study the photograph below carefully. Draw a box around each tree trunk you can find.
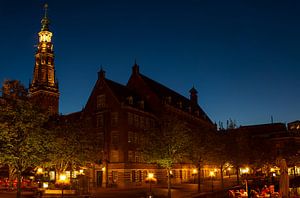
[8,165,15,190]
[16,171,21,198]
[167,169,171,198]
[220,164,224,189]
[197,161,201,193]
[236,166,240,185]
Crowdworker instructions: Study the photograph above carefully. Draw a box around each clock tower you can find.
[29,4,59,115]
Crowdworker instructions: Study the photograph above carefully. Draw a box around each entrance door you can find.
[96,171,103,187]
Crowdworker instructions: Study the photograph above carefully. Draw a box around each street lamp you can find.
[58,174,69,198]
[146,173,156,198]
[209,171,215,192]
[192,169,197,184]
[148,173,154,194]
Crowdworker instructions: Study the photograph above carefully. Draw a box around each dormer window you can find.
[127,96,133,105]
[178,101,182,108]
[139,100,144,109]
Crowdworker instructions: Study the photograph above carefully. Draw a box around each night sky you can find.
[1,0,299,126]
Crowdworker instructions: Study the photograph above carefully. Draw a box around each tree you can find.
[142,115,192,198]
[45,119,102,178]
[0,98,50,198]
[189,125,216,193]
[210,133,231,189]
[226,130,250,185]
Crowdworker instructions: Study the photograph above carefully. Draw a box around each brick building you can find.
[66,63,216,187]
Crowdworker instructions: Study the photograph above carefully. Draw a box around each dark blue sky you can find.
[1,0,299,126]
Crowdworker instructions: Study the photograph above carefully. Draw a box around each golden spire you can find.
[41,3,50,31]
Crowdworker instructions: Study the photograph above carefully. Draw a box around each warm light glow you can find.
[37,168,43,174]
[79,169,84,174]
[169,170,173,175]
[148,173,154,179]
[272,173,276,177]
[241,167,250,174]
[39,31,52,42]
[214,168,217,172]
[59,174,67,181]
[193,169,197,174]
[270,168,275,172]
[227,167,231,171]
[43,182,48,188]
[102,167,106,171]
[209,171,215,177]
[57,174,69,185]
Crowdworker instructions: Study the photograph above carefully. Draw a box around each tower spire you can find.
[44,3,48,18]
[29,3,59,115]
[41,3,50,31]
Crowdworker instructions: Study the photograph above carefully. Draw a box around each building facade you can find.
[70,63,216,187]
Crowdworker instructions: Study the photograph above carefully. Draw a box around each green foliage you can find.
[0,99,50,175]
[142,115,192,169]
[45,119,102,173]
[188,126,216,165]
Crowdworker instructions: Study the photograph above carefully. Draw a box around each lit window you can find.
[112,171,118,183]
[128,131,134,143]
[39,31,52,42]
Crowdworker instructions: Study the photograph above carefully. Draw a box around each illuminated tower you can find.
[29,4,59,115]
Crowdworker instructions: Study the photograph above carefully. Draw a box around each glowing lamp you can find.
[148,173,154,179]
[37,168,43,174]
[43,182,48,188]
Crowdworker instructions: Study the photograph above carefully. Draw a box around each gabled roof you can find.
[105,79,136,102]
[105,78,152,112]
[139,74,212,123]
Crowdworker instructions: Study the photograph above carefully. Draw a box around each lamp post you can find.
[58,174,68,198]
[148,173,154,195]
[228,167,231,178]
[192,169,197,184]
[209,171,215,192]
